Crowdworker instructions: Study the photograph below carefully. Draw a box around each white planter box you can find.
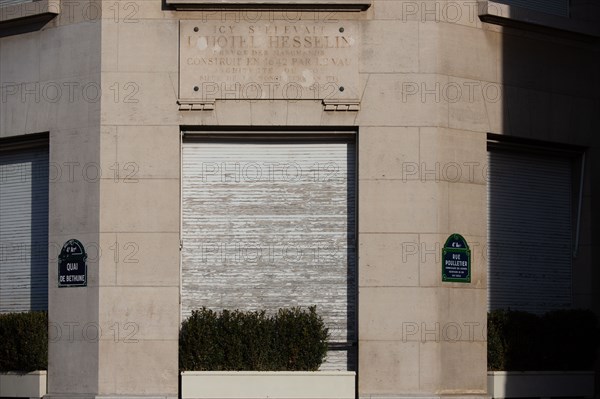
[0,371,47,398]
[181,371,355,399]
[488,371,595,398]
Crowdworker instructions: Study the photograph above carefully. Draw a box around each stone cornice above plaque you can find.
[0,0,59,36]
[322,99,360,111]
[478,1,600,39]
[167,0,370,11]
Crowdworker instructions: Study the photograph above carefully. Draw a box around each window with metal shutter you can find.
[181,136,356,370]
[0,145,49,313]
[487,149,572,314]
[493,0,570,17]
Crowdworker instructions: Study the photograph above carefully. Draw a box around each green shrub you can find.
[487,309,599,371]
[0,311,48,372]
[487,310,507,371]
[179,306,328,371]
[273,307,329,371]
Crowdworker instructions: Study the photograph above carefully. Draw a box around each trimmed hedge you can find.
[5,307,597,373]
[488,309,599,371]
[0,311,48,372]
[179,306,329,371]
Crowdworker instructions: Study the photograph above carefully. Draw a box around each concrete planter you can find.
[488,371,595,398]
[0,371,47,398]
[181,371,355,399]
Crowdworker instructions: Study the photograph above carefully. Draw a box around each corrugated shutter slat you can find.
[0,0,35,7]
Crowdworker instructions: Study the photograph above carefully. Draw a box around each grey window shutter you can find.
[181,137,356,370]
[0,146,49,313]
[487,149,572,314]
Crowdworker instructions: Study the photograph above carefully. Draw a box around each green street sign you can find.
[442,233,471,283]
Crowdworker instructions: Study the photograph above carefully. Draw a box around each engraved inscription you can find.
[179,21,359,101]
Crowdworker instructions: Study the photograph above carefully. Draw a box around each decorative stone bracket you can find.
[322,99,360,112]
[178,99,215,111]
[178,99,360,112]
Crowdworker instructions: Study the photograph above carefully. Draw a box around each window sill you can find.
[478,0,600,39]
[166,0,370,11]
[0,0,59,35]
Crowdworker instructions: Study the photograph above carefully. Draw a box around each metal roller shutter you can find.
[493,0,569,17]
[182,136,356,370]
[0,0,35,7]
[487,149,572,314]
[0,146,49,313]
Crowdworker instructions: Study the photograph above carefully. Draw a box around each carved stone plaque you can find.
[179,20,359,103]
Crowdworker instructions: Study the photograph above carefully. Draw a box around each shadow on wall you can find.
[487,0,600,396]
[30,150,49,311]
[343,142,358,371]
